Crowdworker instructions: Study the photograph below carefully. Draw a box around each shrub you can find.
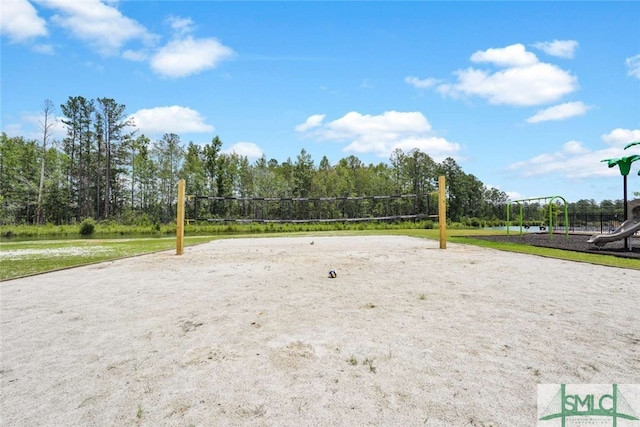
[79,218,96,236]
[469,217,483,228]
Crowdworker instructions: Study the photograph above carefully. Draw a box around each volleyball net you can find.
[186,193,436,224]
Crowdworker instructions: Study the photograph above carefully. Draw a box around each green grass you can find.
[449,235,640,270]
[1,227,637,281]
[1,220,441,239]
[0,222,177,238]
[365,228,639,270]
[0,236,218,281]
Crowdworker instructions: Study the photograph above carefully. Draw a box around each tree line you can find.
[0,96,627,226]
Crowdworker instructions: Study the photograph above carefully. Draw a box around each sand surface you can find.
[1,235,639,426]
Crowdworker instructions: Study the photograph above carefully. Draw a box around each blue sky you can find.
[2,1,639,203]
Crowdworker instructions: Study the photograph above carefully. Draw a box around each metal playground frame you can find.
[507,195,569,239]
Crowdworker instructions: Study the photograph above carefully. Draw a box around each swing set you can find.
[506,195,569,239]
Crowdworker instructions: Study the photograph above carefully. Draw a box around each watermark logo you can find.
[538,384,640,427]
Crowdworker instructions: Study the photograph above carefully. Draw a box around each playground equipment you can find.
[175,176,448,253]
[587,198,640,249]
[506,196,569,239]
[601,140,640,250]
[587,219,640,248]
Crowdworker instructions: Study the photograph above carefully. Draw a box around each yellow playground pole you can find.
[176,179,185,255]
[438,175,446,249]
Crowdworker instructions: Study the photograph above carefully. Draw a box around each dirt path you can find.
[2,236,639,426]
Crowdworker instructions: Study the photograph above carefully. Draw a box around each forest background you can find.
[0,96,631,228]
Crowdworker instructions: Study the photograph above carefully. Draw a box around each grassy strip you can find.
[338,229,640,270]
[1,223,173,238]
[2,229,637,281]
[0,236,218,281]
[448,236,640,270]
[0,228,475,281]
[1,220,441,239]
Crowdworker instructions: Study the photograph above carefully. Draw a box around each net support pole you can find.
[438,175,446,249]
[176,179,185,255]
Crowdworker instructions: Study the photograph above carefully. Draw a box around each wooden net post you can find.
[438,175,446,249]
[176,179,185,255]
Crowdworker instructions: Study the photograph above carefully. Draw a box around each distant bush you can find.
[79,218,96,236]
[469,217,483,228]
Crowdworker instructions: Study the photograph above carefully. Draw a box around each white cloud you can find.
[1,111,66,141]
[532,40,579,58]
[1,123,26,138]
[483,183,520,201]
[122,49,148,62]
[505,191,523,201]
[294,114,325,132]
[32,43,55,55]
[39,0,154,55]
[166,16,195,36]
[0,0,48,42]
[296,111,460,160]
[626,54,640,79]
[507,128,640,180]
[507,141,615,179]
[5,1,234,77]
[526,101,590,123]
[601,128,640,148]
[563,140,589,155]
[411,43,578,107]
[128,106,214,135]
[387,136,459,158]
[404,76,440,89]
[470,43,538,67]
[223,142,264,159]
[439,62,578,106]
[83,61,105,72]
[150,36,234,78]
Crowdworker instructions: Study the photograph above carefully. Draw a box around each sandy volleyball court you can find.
[1,235,639,426]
